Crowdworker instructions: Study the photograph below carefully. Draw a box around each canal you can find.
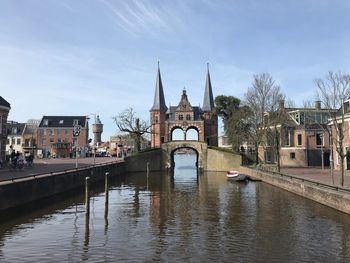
[0,154,350,262]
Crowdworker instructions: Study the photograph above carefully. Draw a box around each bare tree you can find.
[316,71,350,187]
[244,73,284,169]
[113,108,151,153]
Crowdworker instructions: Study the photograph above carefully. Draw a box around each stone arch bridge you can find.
[161,141,208,170]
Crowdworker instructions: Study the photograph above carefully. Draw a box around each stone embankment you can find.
[0,161,125,211]
[240,166,350,215]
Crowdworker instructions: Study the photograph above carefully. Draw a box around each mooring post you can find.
[147,162,150,190]
[105,172,109,205]
[85,176,90,214]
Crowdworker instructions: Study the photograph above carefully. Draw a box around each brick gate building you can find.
[150,64,218,148]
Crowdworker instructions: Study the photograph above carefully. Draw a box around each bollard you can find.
[105,172,109,205]
[85,176,90,214]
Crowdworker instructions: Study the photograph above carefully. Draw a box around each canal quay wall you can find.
[206,148,241,171]
[0,161,125,211]
[240,166,350,215]
[125,147,241,172]
[125,149,163,172]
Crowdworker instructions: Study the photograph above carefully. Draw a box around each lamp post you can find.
[93,146,97,166]
[320,133,324,171]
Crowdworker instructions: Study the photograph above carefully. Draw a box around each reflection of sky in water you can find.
[173,154,198,185]
[0,156,350,262]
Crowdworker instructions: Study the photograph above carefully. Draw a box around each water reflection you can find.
[0,155,350,262]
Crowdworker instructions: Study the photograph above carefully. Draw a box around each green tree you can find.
[214,95,249,151]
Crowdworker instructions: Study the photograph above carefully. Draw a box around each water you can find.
[0,154,350,262]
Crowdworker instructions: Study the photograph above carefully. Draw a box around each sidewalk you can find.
[0,157,122,181]
[280,167,350,188]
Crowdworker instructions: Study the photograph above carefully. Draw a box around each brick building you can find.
[0,96,11,163]
[37,116,89,158]
[150,64,218,147]
[259,101,335,167]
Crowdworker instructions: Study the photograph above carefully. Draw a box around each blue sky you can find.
[1,0,350,140]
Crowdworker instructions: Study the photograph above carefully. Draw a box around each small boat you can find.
[226,171,248,182]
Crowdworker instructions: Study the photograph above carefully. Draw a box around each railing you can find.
[256,167,350,194]
[0,160,122,183]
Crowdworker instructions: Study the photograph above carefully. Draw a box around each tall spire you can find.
[150,62,168,112]
[202,63,214,112]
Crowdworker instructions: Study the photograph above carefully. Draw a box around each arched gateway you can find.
[161,141,208,170]
[150,63,218,170]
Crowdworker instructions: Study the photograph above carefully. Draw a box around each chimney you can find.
[315,100,321,110]
[279,100,285,110]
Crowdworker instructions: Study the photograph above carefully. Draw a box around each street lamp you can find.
[320,133,324,171]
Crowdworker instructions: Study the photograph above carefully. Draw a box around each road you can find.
[0,157,123,181]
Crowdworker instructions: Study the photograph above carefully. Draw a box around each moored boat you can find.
[226,171,248,181]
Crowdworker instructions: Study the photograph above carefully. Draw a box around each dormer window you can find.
[73,119,79,126]
[43,119,48,126]
[59,120,64,125]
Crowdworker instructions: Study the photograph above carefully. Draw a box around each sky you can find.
[1,0,350,141]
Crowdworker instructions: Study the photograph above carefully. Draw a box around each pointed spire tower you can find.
[151,61,168,112]
[202,63,214,112]
[150,61,167,147]
[202,63,218,146]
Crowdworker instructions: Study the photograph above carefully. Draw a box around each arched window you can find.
[186,127,199,141]
[171,127,184,140]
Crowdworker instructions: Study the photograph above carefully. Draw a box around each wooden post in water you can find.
[104,172,109,233]
[147,162,150,190]
[105,172,109,205]
[85,176,90,214]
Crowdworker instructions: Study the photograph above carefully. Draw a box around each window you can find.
[284,131,290,146]
[316,132,323,146]
[154,116,159,124]
[42,138,46,146]
[12,127,17,134]
[17,138,21,145]
[73,119,79,126]
[297,134,302,146]
[11,138,15,145]
[43,129,47,136]
[186,114,191,120]
[57,129,61,135]
[50,138,54,143]
[59,120,64,125]
[49,129,54,136]
[290,152,296,159]
[161,136,165,143]
[179,114,184,120]
[6,138,9,145]
[43,119,48,126]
